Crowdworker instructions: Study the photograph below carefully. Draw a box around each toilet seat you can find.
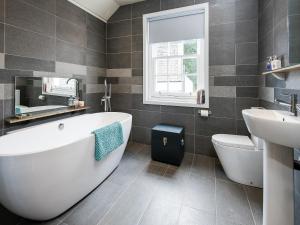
[212,134,255,150]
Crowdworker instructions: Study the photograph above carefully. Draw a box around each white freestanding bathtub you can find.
[0,112,132,221]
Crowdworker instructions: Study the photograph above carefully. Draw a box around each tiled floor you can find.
[1,142,263,225]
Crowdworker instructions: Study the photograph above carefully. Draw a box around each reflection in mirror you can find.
[15,77,84,116]
[42,77,77,97]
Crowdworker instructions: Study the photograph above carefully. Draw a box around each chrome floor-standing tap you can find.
[101,79,111,112]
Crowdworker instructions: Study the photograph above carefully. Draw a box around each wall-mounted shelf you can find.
[262,64,300,80]
[6,106,89,124]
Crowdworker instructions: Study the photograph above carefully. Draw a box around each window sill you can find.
[143,98,209,108]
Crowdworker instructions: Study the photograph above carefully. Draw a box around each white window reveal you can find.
[143,4,209,108]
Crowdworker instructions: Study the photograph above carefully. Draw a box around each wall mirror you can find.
[15,77,84,116]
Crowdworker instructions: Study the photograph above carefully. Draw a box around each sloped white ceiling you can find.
[68,0,144,22]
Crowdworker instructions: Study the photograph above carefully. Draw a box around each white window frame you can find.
[143,3,209,108]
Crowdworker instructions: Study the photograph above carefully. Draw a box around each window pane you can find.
[168,58,182,75]
[169,42,183,56]
[155,59,168,75]
[156,81,168,92]
[185,75,197,93]
[184,40,198,55]
[169,81,183,92]
[152,43,168,57]
[183,58,197,74]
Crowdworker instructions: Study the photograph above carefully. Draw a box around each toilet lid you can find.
[212,134,255,150]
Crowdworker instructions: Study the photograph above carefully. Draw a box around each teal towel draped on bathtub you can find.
[92,122,124,161]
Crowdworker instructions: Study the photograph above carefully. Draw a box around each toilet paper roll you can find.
[199,109,209,117]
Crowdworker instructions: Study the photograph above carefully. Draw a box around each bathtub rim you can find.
[0,112,132,157]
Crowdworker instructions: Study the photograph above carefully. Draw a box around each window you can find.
[143,4,209,108]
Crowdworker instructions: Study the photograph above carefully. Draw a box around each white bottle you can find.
[271,56,282,70]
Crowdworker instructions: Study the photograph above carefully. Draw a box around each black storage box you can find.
[151,124,185,166]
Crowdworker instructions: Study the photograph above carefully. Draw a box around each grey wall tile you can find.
[5,54,55,72]
[236,87,258,98]
[107,36,132,53]
[56,39,86,65]
[210,97,236,118]
[107,20,131,38]
[161,105,194,115]
[236,19,258,43]
[214,76,236,86]
[132,35,143,52]
[132,94,161,111]
[0,23,3,53]
[0,0,4,23]
[6,0,55,37]
[236,43,258,65]
[5,25,55,60]
[87,31,106,53]
[132,126,151,144]
[132,18,143,35]
[86,50,106,68]
[211,42,235,65]
[236,65,258,75]
[132,0,160,18]
[210,65,236,76]
[132,109,161,128]
[109,5,132,22]
[87,14,106,38]
[161,0,195,10]
[236,119,250,136]
[210,86,236,98]
[56,0,86,27]
[132,52,143,69]
[195,116,236,136]
[161,112,195,134]
[195,135,215,156]
[0,69,33,84]
[107,53,131,69]
[236,76,259,87]
[236,97,259,119]
[23,0,56,14]
[56,17,87,47]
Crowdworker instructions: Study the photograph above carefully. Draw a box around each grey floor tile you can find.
[153,155,193,205]
[106,153,147,186]
[190,154,215,179]
[216,180,255,225]
[215,160,233,184]
[244,186,263,225]
[178,206,216,225]
[183,174,216,214]
[216,216,243,225]
[138,199,181,225]
[63,181,124,225]
[98,164,165,225]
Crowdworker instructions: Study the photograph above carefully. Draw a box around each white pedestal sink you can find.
[243,109,300,225]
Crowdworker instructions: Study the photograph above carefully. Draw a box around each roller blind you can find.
[149,10,205,44]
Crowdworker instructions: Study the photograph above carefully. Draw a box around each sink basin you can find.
[242,109,300,148]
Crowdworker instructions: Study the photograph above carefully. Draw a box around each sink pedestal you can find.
[263,141,294,225]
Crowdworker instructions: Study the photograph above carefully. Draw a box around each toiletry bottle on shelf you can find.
[271,55,282,70]
[266,57,272,71]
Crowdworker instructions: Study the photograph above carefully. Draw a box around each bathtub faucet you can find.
[101,78,111,112]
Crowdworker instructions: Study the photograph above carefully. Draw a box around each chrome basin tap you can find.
[101,79,111,112]
[66,78,80,99]
[275,93,300,116]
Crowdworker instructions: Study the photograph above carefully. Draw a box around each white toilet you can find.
[212,134,263,188]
